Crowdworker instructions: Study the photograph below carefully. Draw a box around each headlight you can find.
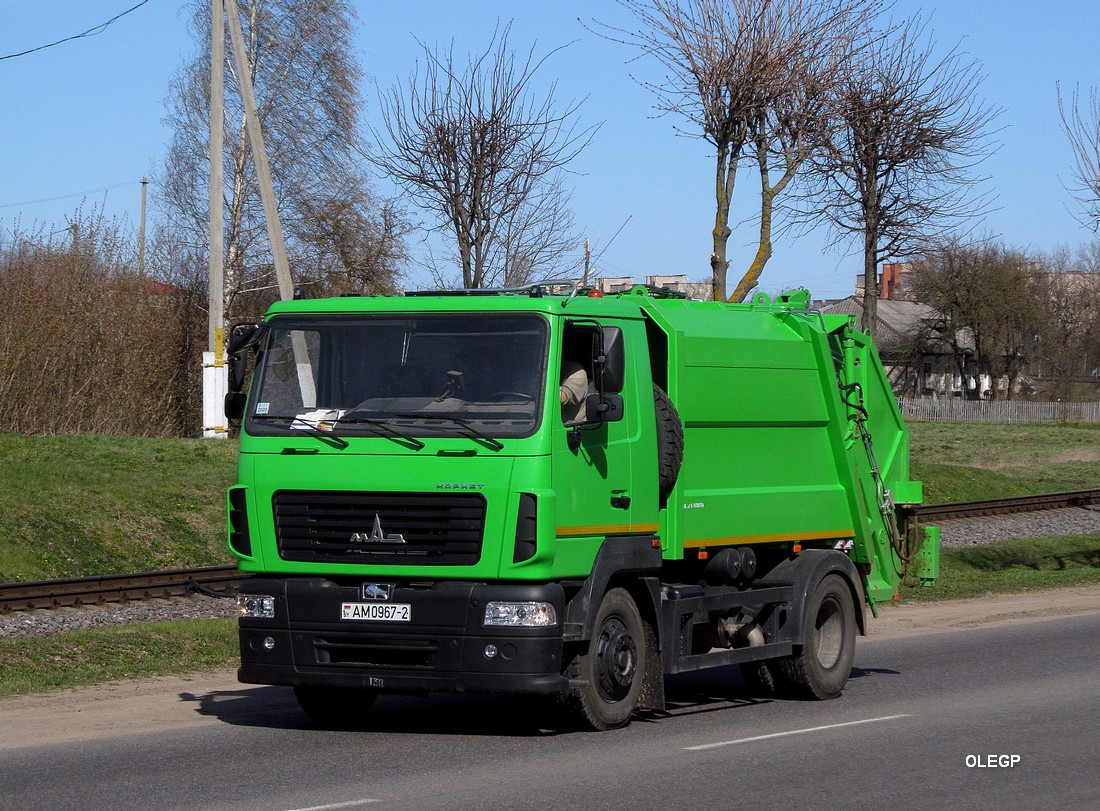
[237,593,275,619]
[483,601,557,627]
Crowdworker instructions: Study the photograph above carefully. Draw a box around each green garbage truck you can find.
[225,280,939,730]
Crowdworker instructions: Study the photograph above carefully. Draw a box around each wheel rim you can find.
[594,616,638,702]
[814,597,843,670]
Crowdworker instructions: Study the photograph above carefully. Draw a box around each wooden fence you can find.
[899,398,1100,424]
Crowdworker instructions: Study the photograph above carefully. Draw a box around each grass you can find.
[908,422,1100,503]
[903,534,1100,602]
[0,618,238,699]
[0,433,237,582]
[0,423,1097,698]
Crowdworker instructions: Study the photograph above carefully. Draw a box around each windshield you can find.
[247,314,548,440]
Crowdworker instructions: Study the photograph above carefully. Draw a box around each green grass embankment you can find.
[0,433,237,582]
[909,421,1100,502]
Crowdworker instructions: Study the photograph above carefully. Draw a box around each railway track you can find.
[2,487,1099,614]
[906,487,1100,523]
[0,565,245,614]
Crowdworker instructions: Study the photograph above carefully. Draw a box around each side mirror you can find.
[228,353,249,392]
[585,392,623,424]
[595,327,625,394]
[227,322,263,392]
[224,391,247,420]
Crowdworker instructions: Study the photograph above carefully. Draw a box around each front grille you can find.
[273,490,485,565]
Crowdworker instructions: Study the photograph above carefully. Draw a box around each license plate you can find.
[341,602,411,622]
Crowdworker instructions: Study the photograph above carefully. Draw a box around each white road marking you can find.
[683,713,912,751]
[281,799,380,811]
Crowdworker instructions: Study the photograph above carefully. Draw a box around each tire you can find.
[653,385,684,502]
[562,588,647,731]
[777,574,856,700]
[294,685,378,725]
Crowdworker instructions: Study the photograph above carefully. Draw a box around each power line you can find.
[0,1,153,62]
[0,180,145,209]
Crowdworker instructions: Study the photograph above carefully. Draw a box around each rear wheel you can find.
[777,574,856,699]
[562,588,646,730]
[294,685,378,725]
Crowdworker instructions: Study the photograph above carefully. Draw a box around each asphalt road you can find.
[3,612,1099,811]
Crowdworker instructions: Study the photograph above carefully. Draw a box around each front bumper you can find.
[237,577,569,696]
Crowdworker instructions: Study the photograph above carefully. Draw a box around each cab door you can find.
[550,320,656,567]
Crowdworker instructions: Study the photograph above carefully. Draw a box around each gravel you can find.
[937,505,1100,547]
[0,595,237,640]
[3,507,1098,639]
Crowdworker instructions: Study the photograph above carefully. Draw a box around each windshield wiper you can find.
[335,416,426,450]
[393,413,504,451]
[253,415,349,449]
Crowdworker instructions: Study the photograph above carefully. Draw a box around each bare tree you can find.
[292,194,409,297]
[910,239,1045,400]
[1058,84,1100,232]
[369,25,592,290]
[1032,244,1100,400]
[159,0,407,327]
[805,18,998,334]
[598,0,879,301]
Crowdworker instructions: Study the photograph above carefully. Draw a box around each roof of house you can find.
[821,296,960,355]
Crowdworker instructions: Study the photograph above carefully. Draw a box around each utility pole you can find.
[224,0,313,406]
[138,178,148,275]
[209,0,224,354]
[199,0,314,437]
[224,0,294,302]
[203,0,228,439]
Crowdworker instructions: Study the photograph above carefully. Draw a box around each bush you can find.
[0,212,205,436]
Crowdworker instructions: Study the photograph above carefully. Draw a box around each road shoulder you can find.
[866,584,1100,640]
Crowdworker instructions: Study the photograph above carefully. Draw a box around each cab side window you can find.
[560,326,595,423]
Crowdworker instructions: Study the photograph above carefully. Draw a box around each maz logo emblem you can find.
[349,513,406,544]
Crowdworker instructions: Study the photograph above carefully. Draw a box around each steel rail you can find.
[905,488,1100,523]
[0,565,246,614]
[3,488,1099,614]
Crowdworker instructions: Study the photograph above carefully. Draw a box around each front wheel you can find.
[562,588,647,730]
[777,574,856,700]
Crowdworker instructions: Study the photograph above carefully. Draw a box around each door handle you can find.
[610,495,631,509]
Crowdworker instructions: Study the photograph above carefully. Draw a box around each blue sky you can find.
[1,0,1097,298]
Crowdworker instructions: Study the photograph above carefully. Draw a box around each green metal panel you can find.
[913,526,941,586]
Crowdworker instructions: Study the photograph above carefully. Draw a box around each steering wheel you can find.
[486,391,535,403]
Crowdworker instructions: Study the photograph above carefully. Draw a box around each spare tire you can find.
[654,384,684,501]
